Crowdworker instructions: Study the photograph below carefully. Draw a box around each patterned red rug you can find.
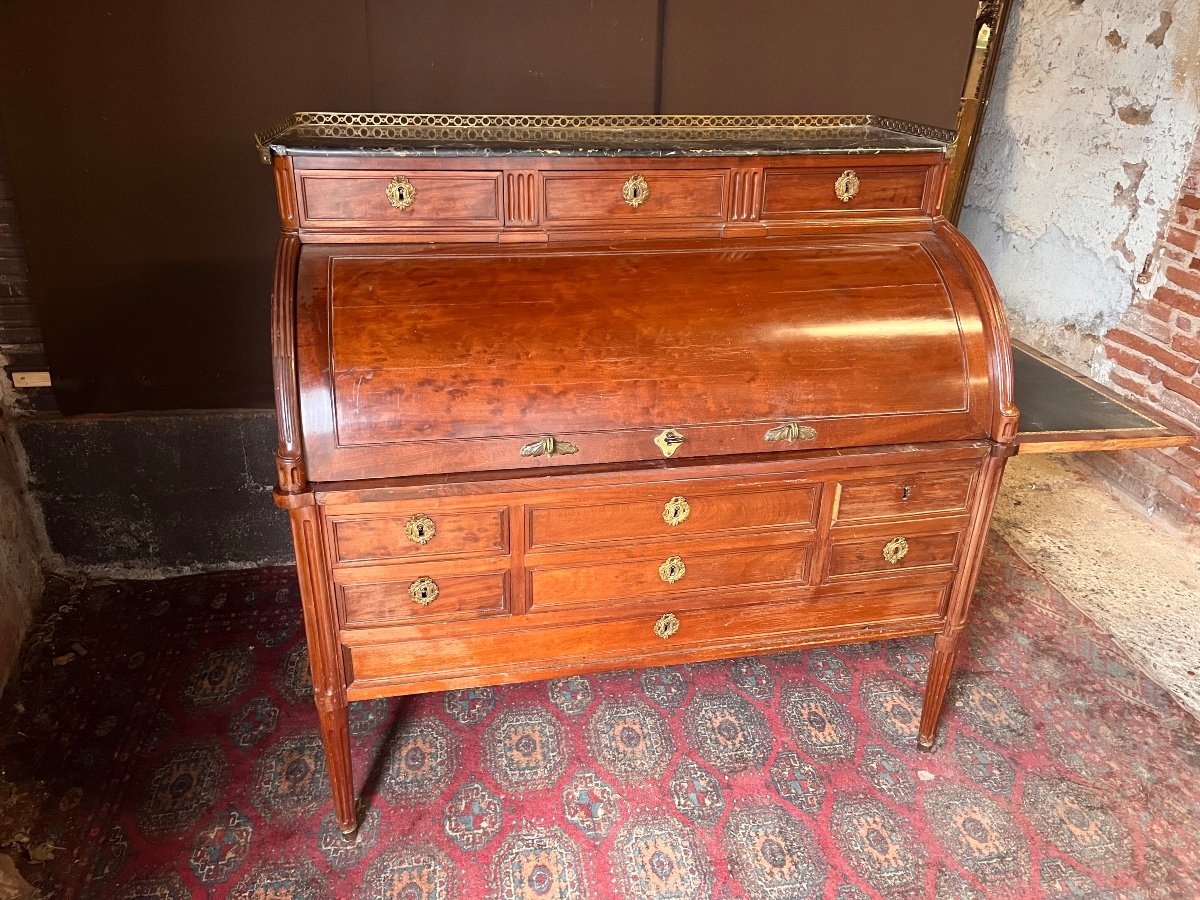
[2,534,1199,899]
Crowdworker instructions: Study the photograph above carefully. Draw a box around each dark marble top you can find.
[256,113,952,162]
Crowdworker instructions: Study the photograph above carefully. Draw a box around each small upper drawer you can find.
[542,169,727,224]
[836,470,975,523]
[526,481,819,550]
[298,171,502,229]
[760,165,931,219]
[338,568,509,628]
[328,506,508,565]
[827,530,962,579]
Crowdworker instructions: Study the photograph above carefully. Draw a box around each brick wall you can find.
[1088,145,1200,529]
[0,153,53,413]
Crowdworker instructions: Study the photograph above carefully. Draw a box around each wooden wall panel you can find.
[0,1,374,413]
[366,1,661,114]
[659,0,977,129]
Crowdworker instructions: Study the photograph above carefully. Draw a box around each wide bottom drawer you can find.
[343,583,948,697]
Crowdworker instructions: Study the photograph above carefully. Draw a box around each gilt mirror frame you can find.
[945,0,1013,223]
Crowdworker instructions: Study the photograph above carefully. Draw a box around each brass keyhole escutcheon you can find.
[659,555,686,584]
[654,613,680,640]
[882,537,909,565]
[654,428,685,458]
[622,173,650,208]
[385,174,417,210]
[834,169,860,203]
[404,514,436,545]
[662,496,691,527]
[408,576,440,606]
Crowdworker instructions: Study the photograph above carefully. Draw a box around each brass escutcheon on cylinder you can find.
[622,173,650,208]
[404,513,436,545]
[658,555,686,584]
[765,422,818,443]
[385,174,417,210]
[882,536,909,565]
[662,496,691,527]
[408,576,440,606]
[654,613,680,640]
[834,169,860,202]
[520,436,579,458]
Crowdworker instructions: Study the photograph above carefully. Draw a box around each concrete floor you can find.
[993,454,1200,719]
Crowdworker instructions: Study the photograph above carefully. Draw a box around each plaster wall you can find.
[960,0,1200,371]
[0,394,45,696]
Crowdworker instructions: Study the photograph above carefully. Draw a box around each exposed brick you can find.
[1105,345,1154,377]
[1167,265,1200,295]
[1160,371,1200,414]
[1176,315,1194,334]
[1168,226,1199,253]
[1170,331,1200,361]
[1154,285,1200,318]
[1125,311,1173,343]
[1146,299,1174,322]
[1107,328,1198,376]
[1110,371,1150,397]
[1182,193,1200,210]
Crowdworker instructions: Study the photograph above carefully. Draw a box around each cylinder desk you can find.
[256,113,1189,836]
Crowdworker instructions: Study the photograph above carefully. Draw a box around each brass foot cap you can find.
[915,738,935,753]
[340,824,359,839]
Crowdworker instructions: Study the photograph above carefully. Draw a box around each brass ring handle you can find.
[834,169,860,203]
[765,423,818,443]
[622,174,650,208]
[385,175,417,210]
[882,537,909,565]
[404,514,436,545]
[408,576,440,606]
[520,436,580,458]
[654,613,680,640]
[658,555,686,584]
[662,496,691,527]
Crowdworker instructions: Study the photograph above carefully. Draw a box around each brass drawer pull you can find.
[404,514,436,545]
[659,555,686,584]
[622,173,650,208]
[408,576,440,606]
[765,422,817,443]
[662,496,691,527]
[654,428,685,458]
[834,169,860,203]
[385,175,417,210]
[654,613,680,640]
[882,537,909,565]
[520,436,579,458]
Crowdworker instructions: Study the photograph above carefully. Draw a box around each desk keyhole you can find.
[901,485,913,503]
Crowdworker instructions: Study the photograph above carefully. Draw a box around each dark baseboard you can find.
[18,410,293,575]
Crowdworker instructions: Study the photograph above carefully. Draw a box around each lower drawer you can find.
[337,566,510,628]
[343,583,947,693]
[827,529,963,579]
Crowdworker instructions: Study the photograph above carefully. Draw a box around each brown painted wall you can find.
[0,1,975,414]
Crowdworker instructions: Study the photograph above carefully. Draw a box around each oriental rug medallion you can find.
[2,535,1198,898]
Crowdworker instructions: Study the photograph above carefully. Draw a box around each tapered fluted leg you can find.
[917,626,964,750]
[915,449,1012,752]
[283,496,358,836]
[315,691,357,834]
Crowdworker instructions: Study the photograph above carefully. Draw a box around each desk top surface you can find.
[257,113,950,161]
[1013,342,1191,453]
